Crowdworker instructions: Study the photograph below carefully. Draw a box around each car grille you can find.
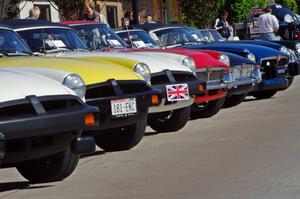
[196,67,226,82]
[86,80,150,99]
[260,56,288,79]
[232,64,253,80]
[0,96,82,120]
[151,71,196,85]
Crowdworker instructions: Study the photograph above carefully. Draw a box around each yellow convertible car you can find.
[0,26,161,152]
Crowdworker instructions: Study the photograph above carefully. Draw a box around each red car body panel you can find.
[62,21,229,104]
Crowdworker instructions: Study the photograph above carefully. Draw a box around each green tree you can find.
[223,0,269,23]
[179,0,224,28]
[276,0,298,13]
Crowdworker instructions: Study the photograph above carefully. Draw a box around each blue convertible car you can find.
[199,28,300,81]
[131,24,291,99]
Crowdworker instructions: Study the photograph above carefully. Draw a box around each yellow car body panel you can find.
[68,56,135,70]
[0,56,142,85]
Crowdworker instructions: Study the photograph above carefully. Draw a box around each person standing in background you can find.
[82,0,109,26]
[214,11,231,39]
[144,13,156,24]
[257,6,279,40]
[26,6,40,20]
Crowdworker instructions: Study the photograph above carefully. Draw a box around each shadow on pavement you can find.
[80,150,106,159]
[0,181,53,192]
[144,131,159,136]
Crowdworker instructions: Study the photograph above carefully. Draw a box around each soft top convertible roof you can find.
[0,19,68,30]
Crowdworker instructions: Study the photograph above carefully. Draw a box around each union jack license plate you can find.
[166,84,189,102]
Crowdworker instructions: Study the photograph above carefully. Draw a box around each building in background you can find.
[98,0,182,27]
[0,0,182,27]
[18,0,60,21]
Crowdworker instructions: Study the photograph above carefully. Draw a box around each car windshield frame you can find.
[0,28,32,56]
[71,23,128,50]
[151,27,200,47]
[117,30,160,49]
[198,29,226,42]
[17,27,88,53]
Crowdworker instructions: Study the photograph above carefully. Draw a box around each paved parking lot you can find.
[1,77,300,199]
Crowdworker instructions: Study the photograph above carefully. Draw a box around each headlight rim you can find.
[246,53,256,63]
[133,62,151,83]
[182,57,196,73]
[63,73,86,100]
[219,54,230,66]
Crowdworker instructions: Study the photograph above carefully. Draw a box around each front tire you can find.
[252,90,277,99]
[17,147,79,183]
[95,118,147,152]
[148,106,191,133]
[223,93,248,108]
[190,97,225,119]
[288,77,294,87]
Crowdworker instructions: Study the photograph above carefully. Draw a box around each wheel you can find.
[223,93,248,108]
[95,118,147,152]
[148,106,191,133]
[252,90,278,99]
[288,76,294,87]
[17,147,79,183]
[190,97,225,119]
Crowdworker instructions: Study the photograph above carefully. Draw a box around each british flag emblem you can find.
[166,84,189,102]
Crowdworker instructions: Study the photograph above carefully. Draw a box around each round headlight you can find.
[63,74,86,99]
[182,57,196,73]
[133,62,151,83]
[295,43,300,54]
[219,54,230,66]
[246,53,256,63]
[280,46,290,56]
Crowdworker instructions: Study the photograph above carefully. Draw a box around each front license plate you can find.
[111,98,137,118]
[278,68,286,74]
[166,83,189,102]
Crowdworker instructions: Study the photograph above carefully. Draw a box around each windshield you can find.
[17,28,88,52]
[117,30,159,48]
[152,27,198,47]
[72,23,127,50]
[198,29,225,42]
[0,29,31,55]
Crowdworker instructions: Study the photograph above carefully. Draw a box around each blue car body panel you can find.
[185,43,287,65]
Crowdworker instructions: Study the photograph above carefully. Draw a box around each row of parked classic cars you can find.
[0,19,299,184]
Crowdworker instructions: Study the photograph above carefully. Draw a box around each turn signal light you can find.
[85,113,95,126]
[151,94,160,105]
[198,84,205,93]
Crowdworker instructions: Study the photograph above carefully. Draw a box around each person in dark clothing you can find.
[214,11,231,39]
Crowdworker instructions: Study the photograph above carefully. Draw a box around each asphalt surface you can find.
[1,77,300,199]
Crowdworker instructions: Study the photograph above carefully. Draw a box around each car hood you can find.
[0,56,141,85]
[222,41,282,51]
[184,48,255,67]
[52,51,193,74]
[0,69,74,102]
[193,43,287,63]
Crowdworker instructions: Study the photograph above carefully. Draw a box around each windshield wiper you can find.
[0,49,31,57]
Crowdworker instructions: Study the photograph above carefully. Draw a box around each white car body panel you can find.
[0,68,76,103]
[50,52,193,74]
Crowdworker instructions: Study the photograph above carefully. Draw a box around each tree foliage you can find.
[179,0,224,28]
[276,0,298,13]
[179,0,270,27]
[51,0,85,21]
[223,0,269,22]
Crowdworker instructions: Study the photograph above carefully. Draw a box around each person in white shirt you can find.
[257,6,279,40]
